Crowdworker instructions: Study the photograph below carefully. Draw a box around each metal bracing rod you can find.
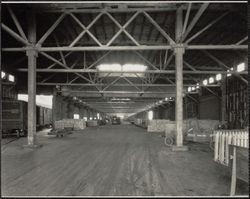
[18,68,248,75]
[185,11,229,44]
[181,3,209,42]
[105,11,140,46]
[142,11,175,45]
[54,34,67,65]
[87,51,112,69]
[40,51,94,84]
[60,90,176,94]
[202,50,248,84]
[152,52,174,82]
[36,13,66,47]
[68,76,79,84]
[48,52,72,69]
[1,23,30,46]
[182,3,192,36]
[7,5,28,41]
[69,13,103,47]
[235,36,248,45]
[121,76,142,91]
[69,12,103,47]
[133,51,159,70]
[186,94,198,103]
[37,82,216,87]
[2,45,248,52]
[184,61,197,71]
[39,74,56,83]
[102,76,123,91]
[163,50,168,66]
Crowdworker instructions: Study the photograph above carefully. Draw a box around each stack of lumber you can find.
[54,119,86,130]
[86,120,98,127]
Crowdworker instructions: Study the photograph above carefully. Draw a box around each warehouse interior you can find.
[1,2,249,197]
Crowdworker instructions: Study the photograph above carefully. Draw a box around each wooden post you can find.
[230,146,237,196]
[172,7,188,151]
[25,12,39,147]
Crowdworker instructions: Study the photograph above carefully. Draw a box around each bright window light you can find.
[196,85,200,89]
[191,86,195,91]
[97,63,122,71]
[1,71,6,79]
[203,79,208,86]
[97,113,100,119]
[8,74,15,82]
[89,117,93,120]
[159,100,163,103]
[123,64,147,72]
[237,63,245,72]
[165,97,168,101]
[148,110,153,120]
[97,63,147,77]
[209,77,214,84]
[83,117,87,121]
[230,67,234,71]
[227,69,232,77]
[188,87,192,92]
[74,114,80,119]
[216,73,222,81]
[94,117,97,120]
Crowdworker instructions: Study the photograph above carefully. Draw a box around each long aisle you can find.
[2,124,232,196]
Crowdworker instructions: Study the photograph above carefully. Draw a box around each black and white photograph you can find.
[0,0,249,197]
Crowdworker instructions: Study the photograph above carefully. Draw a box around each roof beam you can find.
[3,44,247,52]
[181,3,209,42]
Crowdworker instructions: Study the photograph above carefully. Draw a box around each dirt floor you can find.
[1,124,248,196]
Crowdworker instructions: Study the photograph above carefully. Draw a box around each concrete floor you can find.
[1,124,247,196]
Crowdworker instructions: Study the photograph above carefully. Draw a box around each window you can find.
[216,73,222,81]
[148,110,153,120]
[97,63,147,77]
[8,74,15,82]
[74,114,79,119]
[83,117,88,121]
[237,63,245,72]
[1,71,6,79]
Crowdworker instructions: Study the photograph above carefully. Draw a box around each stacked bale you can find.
[147,120,174,132]
[54,119,86,130]
[86,120,98,127]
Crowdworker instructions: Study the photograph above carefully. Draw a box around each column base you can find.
[23,144,43,149]
[172,145,189,151]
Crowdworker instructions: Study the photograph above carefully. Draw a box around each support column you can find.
[221,79,226,122]
[25,12,40,147]
[52,88,57,128]
[172,6,188,151]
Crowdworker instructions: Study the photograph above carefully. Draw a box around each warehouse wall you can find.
[198,95,220,120]
[52,93,92,126]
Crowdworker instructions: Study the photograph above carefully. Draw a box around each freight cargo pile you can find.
[185,119,220,142]
[86,120,98,127]
[55,119,86,130]
[134,119,148,128]
[147,120,175,133]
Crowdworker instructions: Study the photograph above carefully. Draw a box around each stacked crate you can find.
[147,120,174,132]
[54,119,86,130]
[86,120,98,127]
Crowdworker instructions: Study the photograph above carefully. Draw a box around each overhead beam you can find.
[1,23,30,45]
[181,3,209,42]
[18,68,247,75]
[2,45,247,52]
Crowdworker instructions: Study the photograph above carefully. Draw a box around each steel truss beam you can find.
[36,82,220,87]
[2,45,247,52]
[18,68,248,75]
